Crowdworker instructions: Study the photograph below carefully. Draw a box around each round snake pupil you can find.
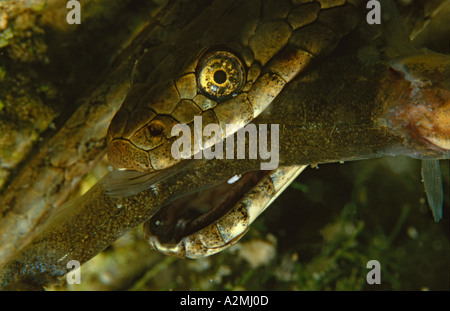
[213,70,227,84]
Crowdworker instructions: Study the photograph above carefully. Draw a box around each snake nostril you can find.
[148,122,164,136]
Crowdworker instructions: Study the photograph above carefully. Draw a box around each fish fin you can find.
[421,159,444,222]
[105,160,195,198]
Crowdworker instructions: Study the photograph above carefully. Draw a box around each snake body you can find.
[106,0,450,258]
[105,0,363,258]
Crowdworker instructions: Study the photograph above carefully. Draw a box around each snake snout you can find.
[107,105,182,171]
[107,139,153,172]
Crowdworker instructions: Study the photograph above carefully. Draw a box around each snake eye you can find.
[196,50,246,101]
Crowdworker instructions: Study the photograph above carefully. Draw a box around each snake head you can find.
[384,52,450,157]
[106,48,252,173]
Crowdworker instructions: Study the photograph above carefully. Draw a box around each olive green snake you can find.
[105,0,449,258]
[105,0,361,258]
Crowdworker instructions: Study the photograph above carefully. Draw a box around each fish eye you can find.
[196,50,246,101]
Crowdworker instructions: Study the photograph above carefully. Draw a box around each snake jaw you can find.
[143,166,306,259]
